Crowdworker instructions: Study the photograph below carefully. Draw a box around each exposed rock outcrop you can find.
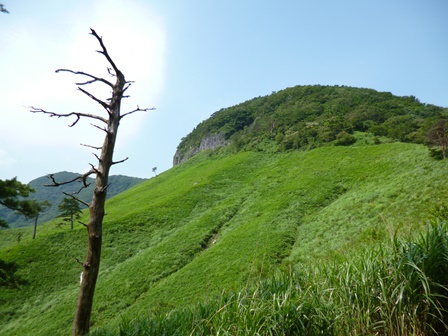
[173,133,227,165]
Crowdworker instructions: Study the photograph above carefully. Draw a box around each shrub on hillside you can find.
[334,131,357,146]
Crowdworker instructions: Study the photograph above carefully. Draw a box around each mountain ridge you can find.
[0,171,146,229]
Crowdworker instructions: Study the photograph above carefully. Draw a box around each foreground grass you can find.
[1,143,448,335]
[92,221,448,336]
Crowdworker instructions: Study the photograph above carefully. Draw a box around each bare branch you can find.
[107,67,115,77]
[78,221,88,228]
[77,87,110,112]
[90,123,109,134]
[55,69,113,88]
[90,29,122,77]
[112,157,129,165]
[120,105,156,119]
[62,192,90,207]
[30,107,108,127]
[46,173,82,187]
[75,258,84,266]
[81,169,97,185]
[88,163,100,175]
[123,81,134,93]
[45,169,96,196]
[93,153,102,163]
[81,143,101,150]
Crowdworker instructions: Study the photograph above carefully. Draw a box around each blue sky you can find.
[1,0,447,183]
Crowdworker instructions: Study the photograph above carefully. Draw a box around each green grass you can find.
[91,221,448,336]
[1,142,448,335]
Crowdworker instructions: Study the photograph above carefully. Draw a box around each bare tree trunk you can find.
[30,29,153,336]
[72,50,126,336]
[72,94,122,335]
[32,214,38,239]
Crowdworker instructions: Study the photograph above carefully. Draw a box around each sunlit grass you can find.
[1,142,448,335]
[93,221,448,336]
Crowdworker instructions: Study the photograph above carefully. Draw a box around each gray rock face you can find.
[173,133,227,165]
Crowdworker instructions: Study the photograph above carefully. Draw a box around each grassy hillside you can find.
[0,172,146,229]
[1,141,447,335]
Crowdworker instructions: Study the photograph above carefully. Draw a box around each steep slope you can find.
[1,142,447,335]
[0,172,146,229]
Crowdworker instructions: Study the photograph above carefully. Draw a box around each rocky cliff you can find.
[173,133,227,165]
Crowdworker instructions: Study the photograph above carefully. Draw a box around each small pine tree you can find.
[58,197,82,229]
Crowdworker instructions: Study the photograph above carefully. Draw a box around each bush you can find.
[334,131,356,146]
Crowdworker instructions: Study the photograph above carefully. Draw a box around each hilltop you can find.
[1,86,448,335]
[174,85,447,164]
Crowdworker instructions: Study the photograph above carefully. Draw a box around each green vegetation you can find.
[1,142,448,335]
[93,221,448,336]
[175,85,447,162]
[0,172,146,229]
[0,177,36,228]
[58,198,82,230]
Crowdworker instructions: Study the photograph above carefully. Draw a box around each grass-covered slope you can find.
[1,142,448,335]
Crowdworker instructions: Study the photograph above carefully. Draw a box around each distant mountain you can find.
[0,172,146,228]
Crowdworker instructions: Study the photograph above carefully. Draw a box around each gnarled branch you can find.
[55,69,113,88]
[120,105,156,120]
[46,173,83,187]
[30,107,108,127]
[45,169,96,194]
[90,29,122,78]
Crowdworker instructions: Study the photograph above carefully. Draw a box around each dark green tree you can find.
[0,260,28,288]
[334,131,357,146]
[0,178,35,228]
[58,197,82,229]
[30,200,51,239]
[427,119,448,159]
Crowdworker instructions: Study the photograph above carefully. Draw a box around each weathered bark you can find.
[72,31,126,336]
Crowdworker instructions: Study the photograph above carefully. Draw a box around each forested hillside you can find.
[174,85,447,163]
[0,172,146,229]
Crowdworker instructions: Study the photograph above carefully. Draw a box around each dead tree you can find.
[30,29,154,336]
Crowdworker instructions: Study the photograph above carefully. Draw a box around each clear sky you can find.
[1,0,447,183]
